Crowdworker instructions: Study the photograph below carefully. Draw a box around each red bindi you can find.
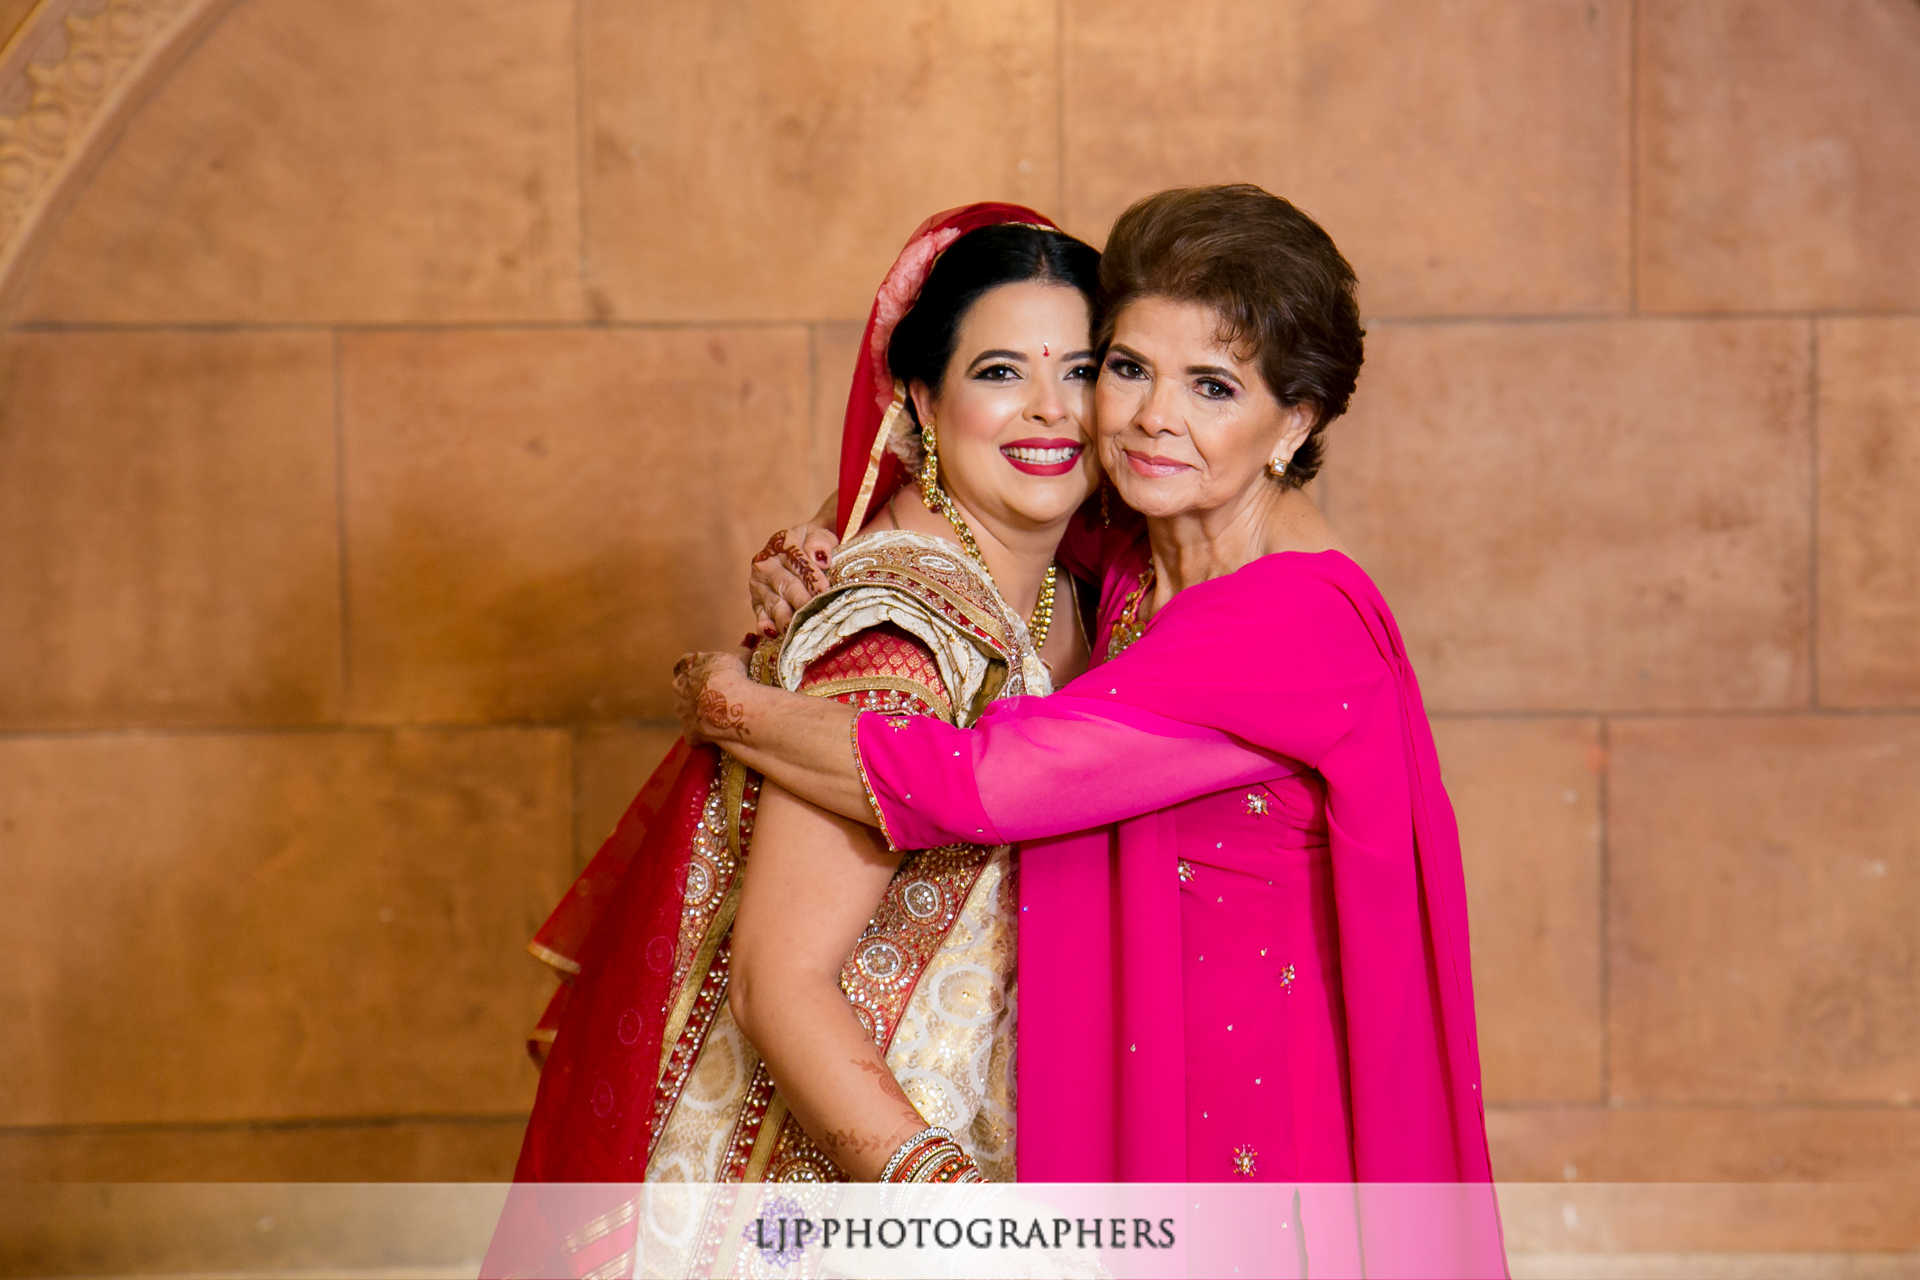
[1042,343,1049,357]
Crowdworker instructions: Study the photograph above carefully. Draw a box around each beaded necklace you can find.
[910,489,1059,652]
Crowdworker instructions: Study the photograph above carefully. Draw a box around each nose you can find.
[1135,373,1183,437]
[1026,367,1071,429]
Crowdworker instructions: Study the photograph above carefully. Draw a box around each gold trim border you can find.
[658,879,741,1080]
[739,1093,789,1184]
[840,384,909,538]
[526,939,582,976]
[802,673,951,722]
[848,711,900,852]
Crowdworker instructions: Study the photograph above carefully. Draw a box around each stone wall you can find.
[1,0,1915,1213]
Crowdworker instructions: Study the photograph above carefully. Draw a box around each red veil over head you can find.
[835,202,1060,538]
[502,201,1058,1195]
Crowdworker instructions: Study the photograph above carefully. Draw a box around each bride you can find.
[499,204,1103,1214]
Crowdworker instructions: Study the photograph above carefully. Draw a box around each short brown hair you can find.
[1096,184,1364,487]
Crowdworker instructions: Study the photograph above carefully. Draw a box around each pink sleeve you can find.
[853,555,1390,850]
[854,693,1290,849]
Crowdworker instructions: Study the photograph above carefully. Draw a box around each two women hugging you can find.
[487,184,1501,1277]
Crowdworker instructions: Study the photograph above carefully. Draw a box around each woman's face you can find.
[910,280,1100,532]
[1095,296,1314,520]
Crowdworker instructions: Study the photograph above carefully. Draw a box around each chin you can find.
[1004,493,1090,526]
[1000,475,1094,521]
[1113,476,1191,518]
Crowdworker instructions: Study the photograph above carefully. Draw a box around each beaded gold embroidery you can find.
[1106,563,1155,660]
[825,542,1014,659]
[644,559,1024,1190]
[642,527,1043,1197]
[783,528,1053,714]
[800,623,951,721]
[1233,1144,1259,1178]
[849,713,897,851]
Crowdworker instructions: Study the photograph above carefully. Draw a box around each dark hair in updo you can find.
[1096,184,1364,488]
[889,223,1101,422]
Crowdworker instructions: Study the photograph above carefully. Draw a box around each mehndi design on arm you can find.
[850,1056,917,1109]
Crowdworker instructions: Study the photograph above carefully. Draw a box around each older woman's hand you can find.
[749,519,841,638]
[673,651,752,744]
[671,648,870,826]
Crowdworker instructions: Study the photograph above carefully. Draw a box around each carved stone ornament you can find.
[0,0,236,310]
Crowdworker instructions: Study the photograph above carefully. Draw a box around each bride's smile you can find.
[1000,438,1083,474]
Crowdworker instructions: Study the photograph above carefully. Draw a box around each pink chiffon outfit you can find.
[851,539,1495,1190]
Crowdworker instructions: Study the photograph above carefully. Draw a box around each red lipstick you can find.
[1000,437,1085,477]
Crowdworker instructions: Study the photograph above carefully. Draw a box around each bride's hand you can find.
[673,651,751,743]
[749,521,840,638]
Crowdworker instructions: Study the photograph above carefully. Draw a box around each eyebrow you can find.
[1105,345,1243,382]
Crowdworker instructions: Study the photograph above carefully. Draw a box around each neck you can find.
[886,490,1061,618]
[1145,484,1344,606]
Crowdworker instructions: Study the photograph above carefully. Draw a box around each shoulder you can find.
[1158,551,1396,672]
[1239,549,1381,604]
[776,529,1020,726]
[824,529,1014,655]
[795,622,953,721]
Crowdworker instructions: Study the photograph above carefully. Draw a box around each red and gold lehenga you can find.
[484,202,1066,1280]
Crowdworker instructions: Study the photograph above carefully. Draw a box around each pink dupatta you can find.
[854,550,1495,1186]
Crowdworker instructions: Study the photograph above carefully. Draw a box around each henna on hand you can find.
[697,686,750,737]
[749,517,841,637]
[780,543,825,592]
[673,652,750,742]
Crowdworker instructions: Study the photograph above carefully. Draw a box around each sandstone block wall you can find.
[1,0,1915,1200]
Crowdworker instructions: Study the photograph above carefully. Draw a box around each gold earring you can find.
[1268,456,1288,479]
[918,420,941,507]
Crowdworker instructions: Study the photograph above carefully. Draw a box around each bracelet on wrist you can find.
[877,1125,986,1184]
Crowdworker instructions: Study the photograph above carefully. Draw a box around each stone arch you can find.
[0,0,237,313]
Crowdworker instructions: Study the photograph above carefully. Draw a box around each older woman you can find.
[682,186,1493,1199]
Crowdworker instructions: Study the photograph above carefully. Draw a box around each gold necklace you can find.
[1106,562,1156,659]
[920,486,1059,651]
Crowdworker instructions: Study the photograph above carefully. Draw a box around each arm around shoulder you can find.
[674,653,874,826]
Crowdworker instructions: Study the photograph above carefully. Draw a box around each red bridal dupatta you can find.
[484,201,1061,1280]
[509,199,1058,1184]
